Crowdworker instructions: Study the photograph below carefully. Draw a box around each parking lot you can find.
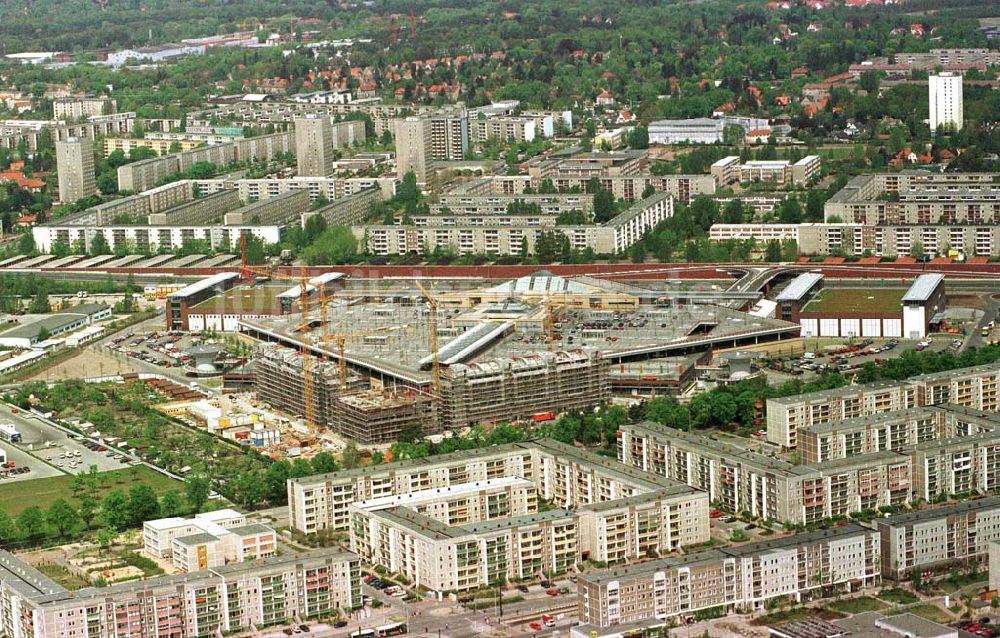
[0,404,134,475]
[763,336,957,382]
[105,329,196,370]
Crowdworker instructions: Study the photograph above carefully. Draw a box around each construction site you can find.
[215,271,801,443]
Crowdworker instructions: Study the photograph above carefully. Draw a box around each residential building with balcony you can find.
[875,497,1000,579]
[577,525,880,627]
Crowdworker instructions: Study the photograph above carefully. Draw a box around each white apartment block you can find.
[358,192,673,256]
[53,97,116,120]
[348,476,707,592]
[55,136,97,204]
[767,362,1000,449]
[577,525,880,627]
[876,497,1000,579]
[0,549,360,638]
[171,524,277,573]
[143,509,247,558]
[195,176,396,203]
[711,156,821,187]
[290,439,709,591]
[33,221,281,254]
[143,510,276,573]
[929,72,964,133]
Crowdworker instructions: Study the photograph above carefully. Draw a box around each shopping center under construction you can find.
[188,271,800,443]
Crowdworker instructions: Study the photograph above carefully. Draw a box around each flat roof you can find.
[583,524,872,585]
[771,620,850,638]
[873,495,1000,527]
[902,274,945,303]
[876,613,955,638]
[191,285,284,313]
[802,287,904,315]
[799,405,943,436]
[776,273,823,302]
[229,523,274,536]
[354,477,533,511]
[173,532,220,546]
[0,305,109,340]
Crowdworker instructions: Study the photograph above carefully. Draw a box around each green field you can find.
[826,597,890,614]
[878,588,920,605]
[0,466,182,516]
[803,288,906,315]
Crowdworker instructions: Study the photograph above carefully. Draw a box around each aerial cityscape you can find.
[2,0,1000,637]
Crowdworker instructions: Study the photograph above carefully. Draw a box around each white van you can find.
[802,352,816,360]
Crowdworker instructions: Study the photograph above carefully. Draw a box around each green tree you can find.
[395,171,420,212]
[722,199,745,224]
[289,458,314,479]
[231,472,268,509]
[263,461,291,502]
[341,442,362,469]
[310,451,338,474]
[97,527,116,554]
[399,422,425,444]
[78,494,97,530]
[593,189,616,223]
[17,232,36,256]
[89,232,110,256]
[17,506,46,541]
[859,70,881,93]
[765,240,782,262]
[185,476,210,513]
[778,195,802,224]
[805,190,826,222]
[301,226,357,265]
[626,126,649,149]
[28,289,50,314]
[241,232,266,265]
[46,498,80,537]
[645,397,690,431]
[101,490,131,531]
[0,509,15,542]
[127,484,160,525]
[97,172,118,195]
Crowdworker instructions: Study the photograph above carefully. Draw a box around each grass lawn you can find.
[878,588,920,605]
[0,466,182,516]
[826,597,890,614]
[802,288,906,315]
[892,604,953,624]
[34,563,90,590]
[936,571,987,593]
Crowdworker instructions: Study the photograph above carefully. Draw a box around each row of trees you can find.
[0,472,211,547]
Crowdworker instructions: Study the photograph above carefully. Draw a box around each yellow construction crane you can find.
[415,281,441,398]
[295,268,317,430]
[320,324,395,390]
[543,293,567,352]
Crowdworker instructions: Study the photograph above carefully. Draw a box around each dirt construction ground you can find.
[26,348,137,382]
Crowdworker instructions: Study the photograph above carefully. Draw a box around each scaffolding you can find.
[334,390,440,444]
[254,346,367,428]
[441,348,610,429]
